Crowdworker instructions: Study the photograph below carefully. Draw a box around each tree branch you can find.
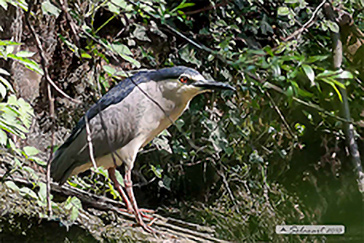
[323,3,364,195]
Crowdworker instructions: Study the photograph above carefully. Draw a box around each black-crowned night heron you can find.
[50,66,235,232]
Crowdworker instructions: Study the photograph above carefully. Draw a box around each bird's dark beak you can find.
[193,80,235,91]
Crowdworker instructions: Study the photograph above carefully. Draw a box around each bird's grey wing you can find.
[50,72,151,184]
[50,103,136,184]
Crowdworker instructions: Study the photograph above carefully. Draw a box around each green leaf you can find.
[110,0,129,9]
[0,129,7,145]
[0,83,6,98]
[33,157,47,166]
[174,2,195,11]
[0,40,22,46]
[119,53,141,68]
[179,44,202,67]
[16,51,35,58]
[110,43,133,56]
[81,52,92,59]
[159,176,172,191]
[326,20,339,33]
[0,0,8,10]
[278,7,290,16]
[132,25,151,42]
[5,181,20,192]
[302,64,315,85]
[0,68,10,76]
[316,70,337,79]
[150,164,163,179]
[103,65,116,76]
[70,207,79,221]
[335,70,353,79]
[23,146,40,157]
[37,182,47,202]
[114,169,124,187]
[8,54,43,74]
[69,197,82,221]
[0,76,14,92]
[322,78,343,101]
[19,187,38,199]
[306,55,329,63]
[42,0,61,17]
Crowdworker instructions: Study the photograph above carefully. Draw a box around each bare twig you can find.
[324,3,364,195]
[264,89,297,140]
[85,114,98,169]
[210,159,240,214]
[283,0,327,42]
[46,83,55,216]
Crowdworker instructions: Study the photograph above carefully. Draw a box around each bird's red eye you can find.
[179,76,189,84]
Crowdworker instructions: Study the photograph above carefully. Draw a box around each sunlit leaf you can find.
[115,169,124,187]
[0,83,6,98]
[0,68,10,76]
[335,70,353,79]
[0,76,14,92]
[150,164,163,179]
[42,0,61,17]
[0,40,22,46]
[16,51,35,58]
[0,129,7,145]
[19,187,38,199]
[278,7,290,16]
[302,64,315,85]
[326,20,339,33]
[4,181,20,192]
[23,146,40,157]
[0,0,8,10]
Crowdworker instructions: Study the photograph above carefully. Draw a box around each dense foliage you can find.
[0,0,363,241]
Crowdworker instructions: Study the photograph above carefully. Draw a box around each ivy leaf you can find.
[326,20,339,33]
[151,164,163,179]
[278,7,290,16]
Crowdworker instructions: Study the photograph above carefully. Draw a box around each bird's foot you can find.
[139,208,155,220]
[120,206,155,220]
[139,221,156,234]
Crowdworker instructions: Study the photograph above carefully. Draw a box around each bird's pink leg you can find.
[108,168,154,217]
[124,169,155,233]
[108,168,133,212]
